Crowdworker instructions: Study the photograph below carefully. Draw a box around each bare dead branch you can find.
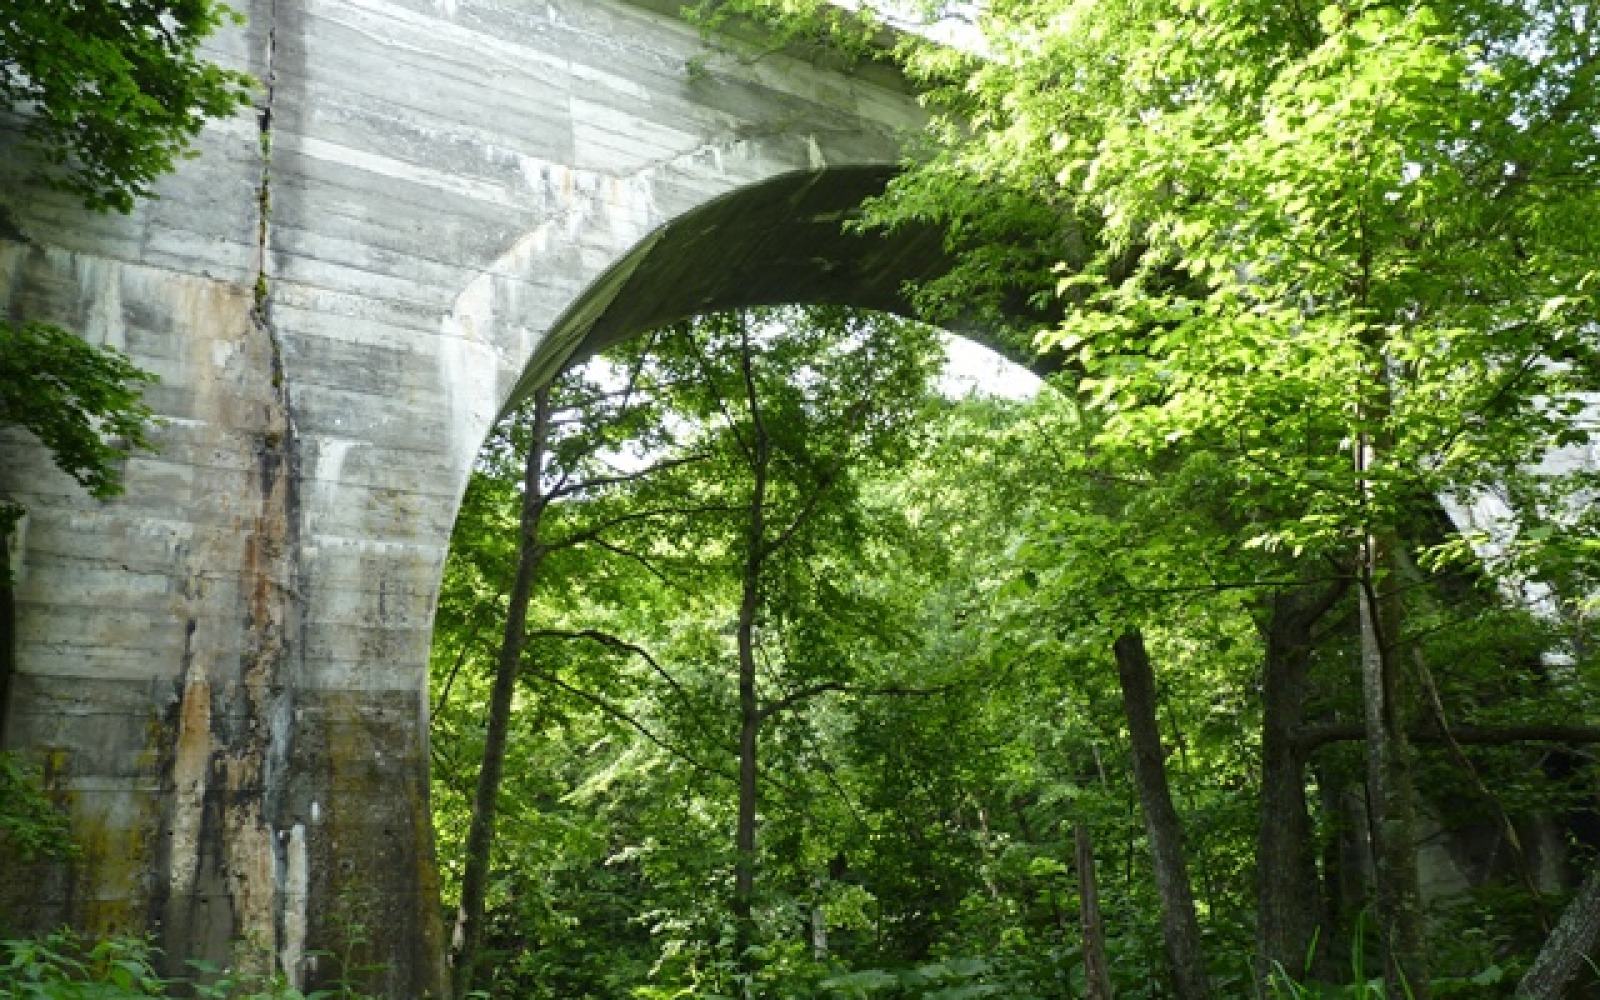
[1297,722,1600,755]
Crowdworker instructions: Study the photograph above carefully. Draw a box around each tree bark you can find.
[1314,764,1371,974]
[1357,530,1429,1000]
[449,387,552,1000]
[811,875,829,961]
[1075,819,1115,1000]
[734,577,759,936]
[0,522,15,743]
[1518,865,1600,999]
[1255,585,1341,990]
[1113,629,1211,1000]
[732,323,769,981]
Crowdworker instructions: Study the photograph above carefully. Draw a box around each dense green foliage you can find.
[0,931,173,1000]
[0,752,76,863]
[435,10,1600,967]
[0,321,156,502]
[0,0,254,213]
[430,302,1598,999]
[438,20,1600,978]
[0,927,382,1000]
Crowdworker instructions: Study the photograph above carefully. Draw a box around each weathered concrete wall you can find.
[0,1,941,994]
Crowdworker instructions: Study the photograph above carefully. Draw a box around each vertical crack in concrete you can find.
[242,0,308,986]
[158,2,298,972]
[253,1,277,326]
[149,0,299,966]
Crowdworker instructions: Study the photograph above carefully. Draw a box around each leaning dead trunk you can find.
[1517,865,1600,999]
[1075,819,1115,1000]
[1113,629,1211,1000]
[450,387,552,999]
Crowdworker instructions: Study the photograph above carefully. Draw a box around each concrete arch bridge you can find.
[0,1,1002,995]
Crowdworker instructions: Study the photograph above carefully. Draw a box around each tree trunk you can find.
[734,582,759,936]
[1313,764,1369,975]
[1357,529,1429,1000]
[449,387,552,1000]
[1113,629,1211,1000]
[0,521,15,742]
[1075,819,1115,1000]
[811,875,829,961]
[1256,585,1341,989]
[1518,865,1600,999]
[732,326,769,982]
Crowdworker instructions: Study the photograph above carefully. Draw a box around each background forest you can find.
[429,1,1600,997]
[428,302,1598,1000]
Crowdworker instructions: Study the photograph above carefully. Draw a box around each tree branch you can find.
[526,627,712,741]
[580,536,687,591]
[431,609,497,716]
[547,503,742,551]
[546,453,711,499]
[679,323,754,463]
[520,662,735,784]
[758,680,956,722]
[1297,722,1600,755]
[760,473,836,559]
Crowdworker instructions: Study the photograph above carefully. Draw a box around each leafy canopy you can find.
[0,321,157,502]
[0,0,255,212]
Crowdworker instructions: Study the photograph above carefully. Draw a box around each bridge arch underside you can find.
[508,165,961,401]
